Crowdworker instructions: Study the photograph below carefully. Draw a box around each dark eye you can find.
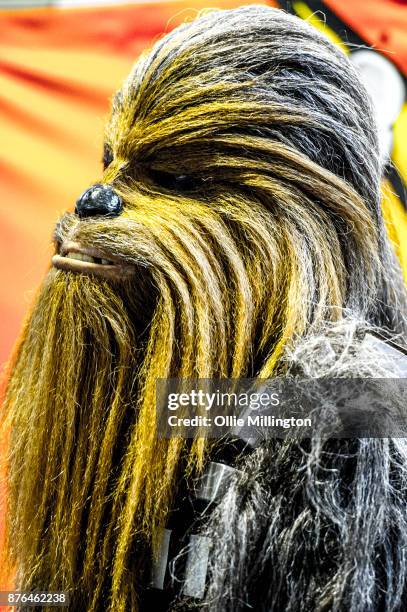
[174,175,197,190]
[149,169,201,192]
[103,143,114,170]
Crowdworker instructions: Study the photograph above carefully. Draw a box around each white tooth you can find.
[101,259,111,265]
[66,252,95,263]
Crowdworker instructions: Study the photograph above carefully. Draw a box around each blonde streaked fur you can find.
[2,6,407,611]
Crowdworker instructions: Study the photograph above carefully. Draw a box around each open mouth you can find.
[52,241,135,280]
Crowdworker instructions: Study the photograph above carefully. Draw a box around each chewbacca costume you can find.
[2,6,407,612]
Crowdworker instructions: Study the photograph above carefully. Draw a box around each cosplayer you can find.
[3,5,407,611]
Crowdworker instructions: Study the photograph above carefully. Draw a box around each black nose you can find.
[75,184,123,219]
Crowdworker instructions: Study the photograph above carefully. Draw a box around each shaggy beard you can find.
[3,200,272,611]
[4,269,157,609]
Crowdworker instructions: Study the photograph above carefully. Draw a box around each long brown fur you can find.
[2,6,407,611]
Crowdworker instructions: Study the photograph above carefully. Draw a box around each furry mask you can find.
[2,6,407,612]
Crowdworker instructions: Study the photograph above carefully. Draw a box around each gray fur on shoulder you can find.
[284,318,407,378]
[186,320,407,612]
